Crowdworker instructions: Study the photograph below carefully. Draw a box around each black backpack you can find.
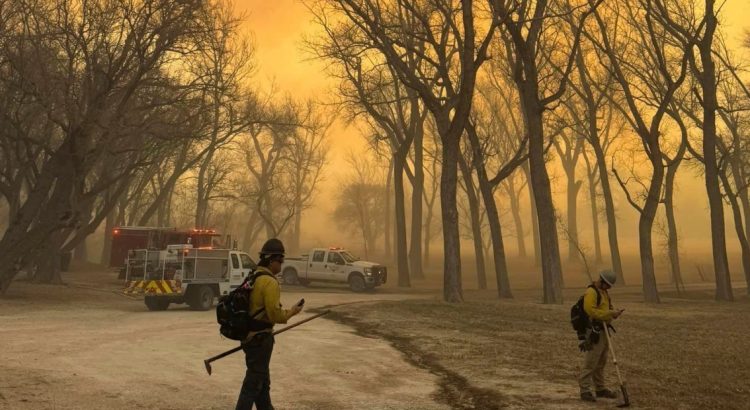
[215,270,273,341]
[570,285,611,340]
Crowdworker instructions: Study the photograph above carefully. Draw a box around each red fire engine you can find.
[109,227,223,272]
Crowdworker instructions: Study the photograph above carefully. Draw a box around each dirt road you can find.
[0,279,448,410]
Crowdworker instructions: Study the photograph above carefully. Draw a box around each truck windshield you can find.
[340,251,358,263]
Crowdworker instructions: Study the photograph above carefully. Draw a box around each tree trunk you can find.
[522,92,563,304]
[440,127,462,303]
[587,171,603,264]
[719,170,750,295]
[409,128,425,279]
[699,4,733,301]
[508,182,527,258]
[423,191,434,270]
[0,140,78,291]
[467,124,513,298]
[385,160,393,262]
[74,237,88,264]
[195,152,210,227]
[638,155,663,304]
[394,151,411,287]
[101,208,115,265]
[522,163,541,266]
[292,199,302,254]
[664,161,685,292]
[734,167,750,247]
[566,177,583,261]
[459,155,486,290]
[34,233,66,284]
[590,139,624,284]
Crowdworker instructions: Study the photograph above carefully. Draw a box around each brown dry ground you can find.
[2,260,750,409]
[0,268,447,410]
[320,284,750,410]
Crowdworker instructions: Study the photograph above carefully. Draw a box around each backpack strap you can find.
[587,284,602,307]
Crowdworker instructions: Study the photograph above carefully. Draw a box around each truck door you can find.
[239,253,255,277]
[229,252,244,285]
[326,251,347,281]
[308,250,327,281]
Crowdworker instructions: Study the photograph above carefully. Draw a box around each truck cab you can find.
[280,248,387,292]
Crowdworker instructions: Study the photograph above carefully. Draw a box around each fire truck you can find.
[123,245,257,311]
[109,227,223,277]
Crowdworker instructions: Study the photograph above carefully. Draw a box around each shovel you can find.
[603,324,631,407]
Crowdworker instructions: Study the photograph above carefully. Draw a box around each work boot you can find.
[596,389,618,399]
[580,391,596,402]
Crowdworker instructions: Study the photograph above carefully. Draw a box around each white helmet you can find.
[599,269,616,286]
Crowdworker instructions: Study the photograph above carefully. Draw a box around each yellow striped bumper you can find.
[123,280,181,296]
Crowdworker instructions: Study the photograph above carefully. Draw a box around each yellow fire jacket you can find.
[583,286,615,322]
[249,266,294,326]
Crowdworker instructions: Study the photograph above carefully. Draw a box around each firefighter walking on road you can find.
[578,269,624,402]
[236,238,302,410]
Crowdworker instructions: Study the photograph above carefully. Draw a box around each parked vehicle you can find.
[123,245,256,311]
[109,226,224,277]
[280,248,387,292]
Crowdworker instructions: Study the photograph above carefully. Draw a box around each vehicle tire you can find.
[348,274,366,293]
[144,296,170,311]
[189,285,214,311]
[282,268,299,286]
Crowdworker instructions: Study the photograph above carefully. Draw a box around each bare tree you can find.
[333,155,387,258]
[305,13,430,286]
[422,123,442,270]
[581,149,602,263]
[491,0,602,303]
[239,98,300,246]
[552,126,584,262]
[457,147,487,290]
[462,78,531,299]
[650,0,733,300]
[317,0,498,302]
[589,0,691,303]
[663,107,689,292]
[0,0,210,292]
[285,101,330,254]
[188,2,255,229]
[500,170,528,258]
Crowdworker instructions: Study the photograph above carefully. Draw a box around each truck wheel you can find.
[144,296,170,311]
[348,274,366,292]
[282,269,299,286]
[189,286,214,311]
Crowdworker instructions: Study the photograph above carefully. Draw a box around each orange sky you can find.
[233,0,750,266]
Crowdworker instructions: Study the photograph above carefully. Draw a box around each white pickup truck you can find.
[280,248,387,292]
[123,246,256,311]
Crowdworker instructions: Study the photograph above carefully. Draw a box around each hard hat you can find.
[260,238,285,257]
[599,269,616,286]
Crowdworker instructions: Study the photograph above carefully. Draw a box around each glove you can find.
[578,340,593,352]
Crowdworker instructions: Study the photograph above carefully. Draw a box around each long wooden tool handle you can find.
[273,310,330,336]
[204,309,330,375]
[604,324,624,384]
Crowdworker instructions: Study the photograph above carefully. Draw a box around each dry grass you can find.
[321,288,750,409]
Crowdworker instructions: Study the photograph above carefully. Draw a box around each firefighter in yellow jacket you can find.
[579,269,624,402]
[235,238,301,410]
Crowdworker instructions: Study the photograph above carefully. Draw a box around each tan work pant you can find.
[578,332,609,393]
